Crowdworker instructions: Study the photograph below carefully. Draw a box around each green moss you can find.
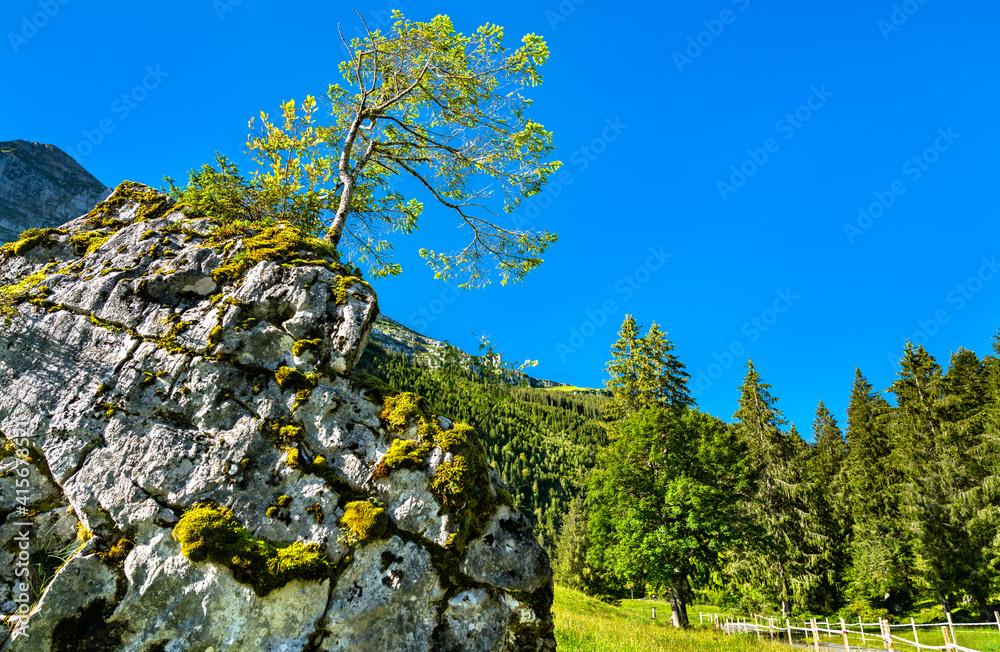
[332,275,372,304]
[173,503,328,596]
[373,439,433,479]
[208,325,224,346]
[291,338,322,357]
[339,501,387,544]
[435,422,476,452]
[276,495,292,508]
[306,503,324,524]
[210,223,343,285]
[69,231,111,257]
[265,506,278,519]
[283,447,303,469]
[279,425,303,441]
[0,228,62,257]
[84,181,175,228]
[274,367,316,392]
[380,392,445,444]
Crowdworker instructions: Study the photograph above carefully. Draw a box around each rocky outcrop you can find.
[0,140,110,244]
[0,183,555,651]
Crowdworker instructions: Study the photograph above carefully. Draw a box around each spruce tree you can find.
[603,316,691,422]
[890,343,995,618]
[804,401,849,611]
[729,359,817,617]
[843,368,912,610]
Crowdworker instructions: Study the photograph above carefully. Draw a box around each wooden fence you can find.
[703,609,1000,652]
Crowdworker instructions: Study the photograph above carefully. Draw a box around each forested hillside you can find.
[356,341,608,550]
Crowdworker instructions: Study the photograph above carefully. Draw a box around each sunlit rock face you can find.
[0,183,555,652]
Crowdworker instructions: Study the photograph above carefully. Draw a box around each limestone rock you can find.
[0,182,554,651]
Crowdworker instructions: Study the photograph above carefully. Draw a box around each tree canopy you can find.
[168,11,560,288]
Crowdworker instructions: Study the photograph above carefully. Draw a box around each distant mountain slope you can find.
[356,340,609,551]
[0,140,109,243]
[370,315,608,395]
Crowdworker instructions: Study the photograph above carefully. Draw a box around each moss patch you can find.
[274,367,317,392]
[292,338,322,357]
[173,503,328,596]
[210,223,343,285]
[84,180,174,228]
[69,231,111,257]
[373,439,433,479]
[0,227,63,257]
[339,501,387,544]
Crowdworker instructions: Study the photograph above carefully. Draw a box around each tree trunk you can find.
[668,573,689,629]
[325,175,355,246]
[323,112,365,246]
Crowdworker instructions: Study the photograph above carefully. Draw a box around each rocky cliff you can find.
[0,183,555,651]
[0,140,110,244]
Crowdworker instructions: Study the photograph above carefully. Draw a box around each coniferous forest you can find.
[361,318,1000,628]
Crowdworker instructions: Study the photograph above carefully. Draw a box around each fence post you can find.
[812,618,821,652]
[910,617,919,647]
[787,618,792,646]
[859,617,866,645]
[882,618,895,652]
[651,606,655,620]
[839,617,849,652]
[995,610,999,633]
[755,614,762,641]
[946,610,956,646]
[941,625,952,650]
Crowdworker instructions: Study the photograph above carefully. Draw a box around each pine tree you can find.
[843,368,912,610]
[890,343,995,619]
[728,359,817,617]
[554,495,599,593]
[603,316,691,422]
[803,401,849,611]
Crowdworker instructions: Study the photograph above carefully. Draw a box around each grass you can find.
[814,622,1000,652]
[553,588,1000,651]
[553,586,786,652]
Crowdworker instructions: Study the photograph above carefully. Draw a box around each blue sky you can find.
[3,0,998,435]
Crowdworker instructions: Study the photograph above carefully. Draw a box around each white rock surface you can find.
[0,183,554,651]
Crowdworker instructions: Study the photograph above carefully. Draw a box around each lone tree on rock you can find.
[170,11,560,288]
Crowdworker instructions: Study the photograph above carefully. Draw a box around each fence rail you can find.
[702,608,1000,652]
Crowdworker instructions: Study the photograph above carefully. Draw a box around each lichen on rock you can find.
[0,182,555,651]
